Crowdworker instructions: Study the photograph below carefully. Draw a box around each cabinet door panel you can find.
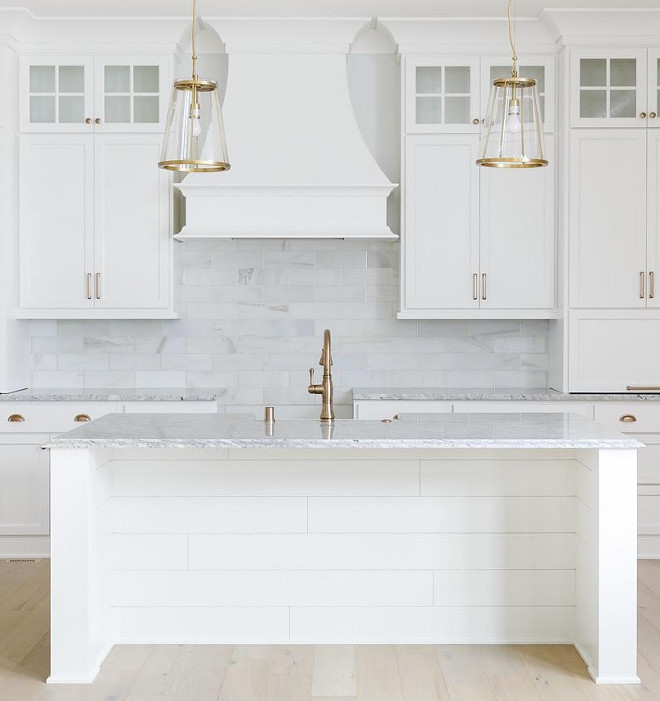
[19,135,94,309]
[93,135,170,310]
[647,130,660,308]
[569,130,647,309]
[480,136,555,310]
[403,135,480,311]
[649,50,660,128]
[0,443,49,536]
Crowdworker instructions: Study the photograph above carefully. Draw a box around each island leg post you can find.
[576,448,639,684]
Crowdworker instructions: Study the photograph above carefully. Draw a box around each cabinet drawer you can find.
[453,401,594,418]
[121,401,217,414]
[594,403,660,433]
[353,400,452,420]
[0,402,116,433]
[638,439,660,484]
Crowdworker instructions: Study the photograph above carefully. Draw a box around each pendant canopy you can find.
[477,0,547,169]
[159,0,230,173]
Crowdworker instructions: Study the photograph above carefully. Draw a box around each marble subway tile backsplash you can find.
[28,240,549,416]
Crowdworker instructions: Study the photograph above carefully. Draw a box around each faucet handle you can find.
[309,367,315,386]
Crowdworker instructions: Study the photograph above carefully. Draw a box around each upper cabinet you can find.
[405,57,481,134]
[20,54,170,133]
[405,55,555,134]
[569,48,660,128]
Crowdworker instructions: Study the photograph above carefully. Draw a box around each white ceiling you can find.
[1,0,658,19]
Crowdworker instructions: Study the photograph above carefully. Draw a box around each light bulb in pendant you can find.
[506,98,521,134]
[190,101,202,137]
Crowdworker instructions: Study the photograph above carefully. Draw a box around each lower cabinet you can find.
[0,437,49,537]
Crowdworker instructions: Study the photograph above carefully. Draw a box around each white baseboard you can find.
[639,535,660,559]
[0,536,50,558]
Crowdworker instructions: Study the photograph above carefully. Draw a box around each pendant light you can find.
[476,0,547,168]
[159,0,230,172]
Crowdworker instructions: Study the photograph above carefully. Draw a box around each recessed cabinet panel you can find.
[406,57,481,134]
[649,50,660,128]
[0,443,49,536]
[19,135,94,309]
[569,130,647,309]
[93,136,170,310]
[403,135,480,310]
[570,49,647,128]
[479,137,555,311]
[647,130,660,308]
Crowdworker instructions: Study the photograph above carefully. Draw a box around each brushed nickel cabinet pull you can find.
[640,271,645,299]
[95,273,101,300]
[650,271,655,299]
[86,273,92,300]
[627,385,660,391]
[482,273,487,301]
[7,414,25,423]
[472,273,478,300]
[619,414,637,423]
[74,414,91,422]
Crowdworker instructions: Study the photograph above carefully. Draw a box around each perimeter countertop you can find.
[352,387,660,401]
[46,412,643,450]
[0,388,221,402]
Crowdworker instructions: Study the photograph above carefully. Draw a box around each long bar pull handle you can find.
[482,273,487,301]
[650,271,655,299]
[472,273,478,301]
[95,273,101,300]
[627,385,660,391]
[86,273,92,300]
[640,271,645,299]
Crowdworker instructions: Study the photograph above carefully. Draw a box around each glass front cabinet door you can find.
[570,49,648,127]
[20,55,170,132]
[649,49,660,128]
[405,57,481,134]
[480,56,555,133]
[20,55,94,132]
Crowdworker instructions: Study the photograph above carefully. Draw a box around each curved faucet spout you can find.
[308,328,335,423]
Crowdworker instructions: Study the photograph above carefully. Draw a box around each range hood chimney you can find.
[174,19,397,239]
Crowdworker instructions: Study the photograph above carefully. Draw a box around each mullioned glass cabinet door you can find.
[405,57,481,134]
[570,48,648,127]
[648,49,660,129]
[20,55,94,132]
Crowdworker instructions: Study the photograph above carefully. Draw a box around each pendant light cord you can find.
[191,0,197,78]
[507,0,518,78]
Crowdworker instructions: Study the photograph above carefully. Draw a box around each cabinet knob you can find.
[651,112,658,119]
[619,414,637,423]
[472,118,481,125]
[74,414,91,422]
[640,112,648,119]
[85,117,92,124]
[7,414,25,423]
[95,117,102,124]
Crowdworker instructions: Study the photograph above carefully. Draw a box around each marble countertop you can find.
[0,388,220,402]
[46,412,643,450]
[352,387,660,401]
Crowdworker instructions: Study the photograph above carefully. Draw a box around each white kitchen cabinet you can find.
[405,57,481,134]
[649,49,660,127]
[20,54,170,133]
[569,129,648,309]
[401,135,480,314]
[0,438,49,537]
[400,135,555,318]
[570,48,648,128]
[479,139,555,312]
[19,133,175,319]
[480,56,555,133]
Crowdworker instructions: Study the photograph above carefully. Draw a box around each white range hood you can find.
[174,19,397,239]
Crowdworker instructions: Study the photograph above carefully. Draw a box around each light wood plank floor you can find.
[1,559,660,699]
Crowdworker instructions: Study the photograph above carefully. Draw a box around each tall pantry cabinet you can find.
[17,55,177,319]
[567,49,660,391]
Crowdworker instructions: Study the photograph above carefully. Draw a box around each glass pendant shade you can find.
[159,78,230,172]
[477,76,547,168]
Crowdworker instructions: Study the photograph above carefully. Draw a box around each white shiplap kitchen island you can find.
[46,413,642,685]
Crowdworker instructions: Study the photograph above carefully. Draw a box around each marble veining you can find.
[46,412,643,450]
[0,388,220,402]
[352,387,660,402]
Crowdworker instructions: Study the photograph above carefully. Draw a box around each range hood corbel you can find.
[174,18,398,240]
